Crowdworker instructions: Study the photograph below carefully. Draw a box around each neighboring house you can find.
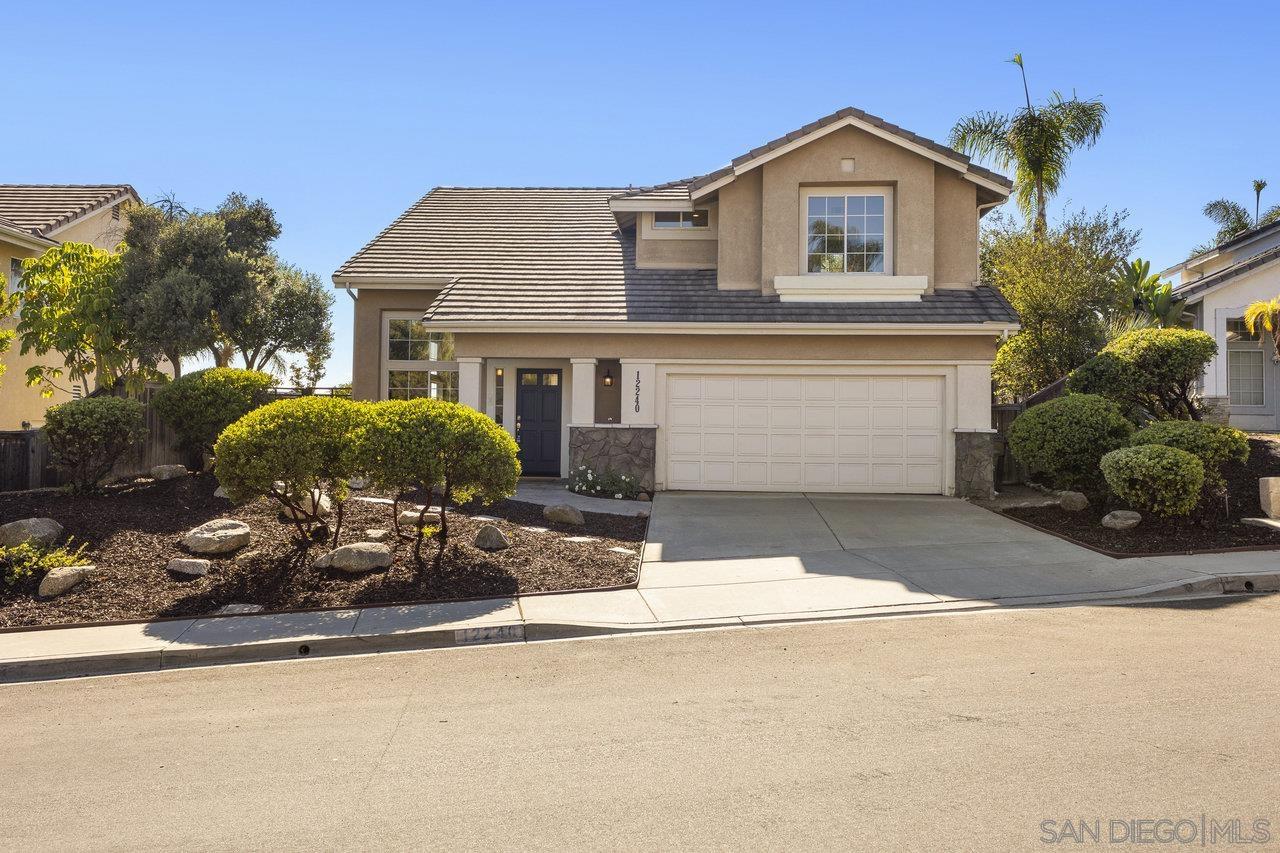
[334,107,1018,497]
[1163,220,1280,431]
[0,184,141,430]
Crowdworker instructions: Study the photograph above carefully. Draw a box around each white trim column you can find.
[570,358,597,425]
[457,357,483,411]
[621,360,656,425]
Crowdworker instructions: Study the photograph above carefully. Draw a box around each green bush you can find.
[1100,445,1205,517]
[570,465,642,500]
[1,540,90,590]
[1068,328,1217,421]
[213,396,368,541]
[356,398,450,537]
[1129,420,1248,492]
[152,367,273,454]
[43,396,146,493]
[1008,394,1134,493]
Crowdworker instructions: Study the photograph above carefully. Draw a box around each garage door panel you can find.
[667,373,943,493]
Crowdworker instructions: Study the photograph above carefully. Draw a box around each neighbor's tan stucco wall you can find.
[759,125,936,294]
[932,165,979,288]
[716,168,763,290]
[49,206,127,249]
[350,288,441,401]
[454,332,999,362]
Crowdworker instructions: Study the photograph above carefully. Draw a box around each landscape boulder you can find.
[0,517,64,548]
[1101,510,1142,531]
[348,477,369,490]
[396,507,436,530]
[282,489,332,520]
[1260,478,1280,519]
[473,524,510,551]
[313,542,393,573]
[167,557,211,577]
[150,464,188,481]
[213,486,229,499]
[1059,491,1089,512]
[182,519,251,555]
[364,528,393,543]
[38,565,95,598]
[543,504,585,526]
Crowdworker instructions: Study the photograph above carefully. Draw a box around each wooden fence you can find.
[990,377,1070,486]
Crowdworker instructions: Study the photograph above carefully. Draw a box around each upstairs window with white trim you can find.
[382,315,457,402]
[803,188,891,274]
[1227,319,1265,407]
[653,209,709,229]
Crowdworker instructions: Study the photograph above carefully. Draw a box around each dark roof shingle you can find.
[348,188,1017,326]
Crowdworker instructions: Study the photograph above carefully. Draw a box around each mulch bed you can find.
[1002,436,1280,556]
[0,474,646,629]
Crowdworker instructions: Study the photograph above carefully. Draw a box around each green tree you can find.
[229,261,333,374]
[950,54,1107,234]
[15,242,158,395]
[1243,297,1280,362]
[985,209,1138,401]
[1114,258,1186,328]
[0,288,16,387]
[1194,187,1280,255]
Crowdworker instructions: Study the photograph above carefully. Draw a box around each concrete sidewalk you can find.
[3,492,1278,683]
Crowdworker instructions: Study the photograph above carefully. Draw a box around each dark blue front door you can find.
[516,369,562,476]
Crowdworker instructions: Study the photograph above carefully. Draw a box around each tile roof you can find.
[1175,243,1280,303]
[343,188,1017,326]
[0,184,138,237]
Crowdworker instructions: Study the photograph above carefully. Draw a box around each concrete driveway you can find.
[639,492,1219,620]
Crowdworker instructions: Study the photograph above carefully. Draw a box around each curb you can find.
[3,573,1278,684]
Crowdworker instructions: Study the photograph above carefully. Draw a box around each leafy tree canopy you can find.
[985,209,1139,401]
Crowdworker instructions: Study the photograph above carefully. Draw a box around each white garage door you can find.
[666,374,944,493]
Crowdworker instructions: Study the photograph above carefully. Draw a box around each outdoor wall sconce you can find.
[602,368,614,387]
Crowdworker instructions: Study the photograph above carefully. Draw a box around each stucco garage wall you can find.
[350,288,441,400]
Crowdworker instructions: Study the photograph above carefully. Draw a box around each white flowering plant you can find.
[568,464,642,500]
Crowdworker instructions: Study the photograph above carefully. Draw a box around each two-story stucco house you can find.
[1163,220,1280,431]
[0,184,140,429]
[334,108,1019,498]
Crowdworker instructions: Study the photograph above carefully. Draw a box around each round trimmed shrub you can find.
[43,396,146,493]
[152,367,273,454]
[213,396,369,532]
[1007,394,1134,493]
[1068,328,1217,421]
[1100,445,1204,517]
[1129,420,1248,491]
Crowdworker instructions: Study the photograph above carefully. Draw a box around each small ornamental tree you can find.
[213,396,368,544]
[1100,445,1204,517]
[42,396,146,493]
[1128,421,1248,494]
[356,399,449,549]
[432,403,520,562]
[152,367,273,455]
[1068,328,1217,421]
[1007,394,1133,494]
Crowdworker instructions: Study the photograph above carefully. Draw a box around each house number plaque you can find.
[634,370,642,414]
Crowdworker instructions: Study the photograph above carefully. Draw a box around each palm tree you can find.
[1196,184,1280,253]
[1244,298,1280,363]
[949,54,1107,235]
[1255,179,1269,225]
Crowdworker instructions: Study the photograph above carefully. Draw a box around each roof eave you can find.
[0,223,57,250]
[416,319,1019,336]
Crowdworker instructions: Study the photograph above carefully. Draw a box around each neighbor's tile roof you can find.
[0,185,138,237]
[339,187,1016,325]
[1175,243,1280,303]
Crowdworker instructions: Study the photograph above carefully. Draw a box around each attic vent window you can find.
[111,203,121,221]
[653,210,709,229]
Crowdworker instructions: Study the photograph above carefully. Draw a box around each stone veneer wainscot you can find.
[568,425,657,497]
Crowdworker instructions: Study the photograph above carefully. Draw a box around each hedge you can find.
[43,396,147,493]
[152,367,273,454]
[1007,394,1134,493]
[1100,445,1205,517]
[1128,420,1248,492]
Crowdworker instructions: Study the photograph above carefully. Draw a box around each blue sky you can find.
[6,0,1277,383]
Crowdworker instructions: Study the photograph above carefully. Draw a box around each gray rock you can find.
[216,603,264,615]
[213,486,229,499]
[0,517,63,548]
[347,477,369,490]
[313,542,393,573]
[364,528,393,543]
[473,524,510,551]
[543,504,585,526]
[167,557,211,577]
[1059,491,1089,512]
[38,564,95,598]
[182,519,251,555]
[397,507,438,530]
[283,489,331,520]
[150,464,188,481]
[1260,477,1280,519]
[1101,510,1142,531]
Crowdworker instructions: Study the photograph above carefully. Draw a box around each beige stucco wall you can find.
[49,206,128,248]
[350,287,441,400]
[760,125,935,294]
[634,209,718,270]
[932,165,979,288]
[454,332,998,362]
[716,168,763,290]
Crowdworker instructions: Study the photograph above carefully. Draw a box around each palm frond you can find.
[1261,204,1280,227]
[1044,92,1108,148]
[1202,198,1251,230]
[948,111,1013,167]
